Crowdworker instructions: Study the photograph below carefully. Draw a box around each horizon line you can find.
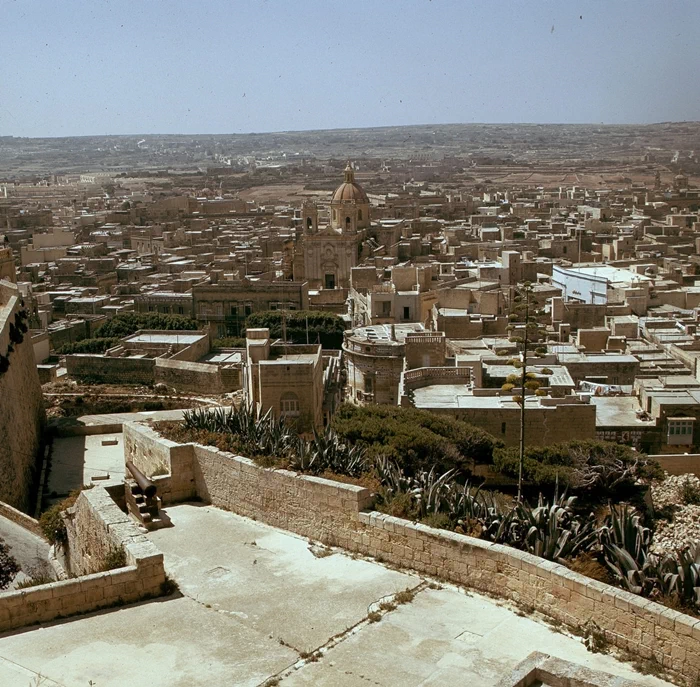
[4,119,700,141]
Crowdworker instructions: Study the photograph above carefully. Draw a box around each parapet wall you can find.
[0,487,166,634]
[0,280,45,510]
[154,357,241,394]
[124,420,700,685]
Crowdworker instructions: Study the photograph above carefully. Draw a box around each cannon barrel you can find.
[126,461,157,498]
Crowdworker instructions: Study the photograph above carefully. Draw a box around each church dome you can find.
[331,163,369,204]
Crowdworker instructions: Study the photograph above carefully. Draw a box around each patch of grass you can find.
[377,491,416,519]
[160,575,179,597]
[367,611,382,623]
[16,574,54,589]
[631,657,666,679]
[394,588,416,605]
[566,553,612,584]
[584,625,610,654]
[420,512,452,530]
[101,547,127,571]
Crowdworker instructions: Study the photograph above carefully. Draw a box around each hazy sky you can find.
[2,0,699,137]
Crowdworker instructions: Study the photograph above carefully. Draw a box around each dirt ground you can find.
[42,381,225,418]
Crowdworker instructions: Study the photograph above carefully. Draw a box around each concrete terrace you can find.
[0,504,673,687]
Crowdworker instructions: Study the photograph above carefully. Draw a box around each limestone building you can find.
[296,164,370,290]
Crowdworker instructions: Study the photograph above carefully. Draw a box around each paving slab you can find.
[0,503,677,687]
[48,433,125,497]
[281,586,672,686]
[149,503,418,652]
[0,596,296,687]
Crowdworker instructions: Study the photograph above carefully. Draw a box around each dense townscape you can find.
[2,125,700,685]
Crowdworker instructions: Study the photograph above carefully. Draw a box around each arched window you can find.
[358,209,363,221]
[332,209,336,221]
[345,216,351,229]
[306,217,313,230]
[280,391,300,418]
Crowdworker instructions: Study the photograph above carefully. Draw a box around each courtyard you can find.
[0,504,674,686]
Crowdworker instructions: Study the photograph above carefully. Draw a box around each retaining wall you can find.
[0,487,166,633]
[0,280,45,510]
[123,420,700,685]
[0,500,43,538]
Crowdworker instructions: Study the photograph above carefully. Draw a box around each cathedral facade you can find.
[295,164,370,289]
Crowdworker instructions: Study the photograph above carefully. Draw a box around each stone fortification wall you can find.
[0,487,165,633]
[0,280,45,510]
[123,421,700,685]
[65,354,155,385]
[192,444,373,543]
[123,422,196,503]
[154,357,241,394]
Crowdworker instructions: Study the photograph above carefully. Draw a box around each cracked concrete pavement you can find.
[0,504,674,686]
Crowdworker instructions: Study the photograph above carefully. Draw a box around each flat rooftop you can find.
[0,504,670,686]
[124,332,205,345]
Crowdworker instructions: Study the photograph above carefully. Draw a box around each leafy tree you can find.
[331,403,500,475]
[93,313,199,339]
[246,310,346,349]
[0,537,19,590]
[58,338,120,355]
[493,439,661,499]
[212,337,247,349]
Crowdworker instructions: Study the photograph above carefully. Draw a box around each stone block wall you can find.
[192,444,373,545]
[154,357,240,394]
[0,280,45,510]
[125,422,700,685]
[123,422,196,503]
[0,500,43,538]
[0,487,165,633]
[65,354,155,385]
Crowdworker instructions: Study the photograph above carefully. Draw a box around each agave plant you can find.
[410,468,457,519]
[513,494,597,563]
[598,503,651,568]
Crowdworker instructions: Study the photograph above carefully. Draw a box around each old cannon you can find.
[125,461,160,525]
[126,461,157,498]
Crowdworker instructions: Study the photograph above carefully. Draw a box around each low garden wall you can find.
[123,421,700,685]
[0,500,43,538]
[0,487,166,634]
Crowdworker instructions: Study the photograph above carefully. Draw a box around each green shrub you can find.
[16,574,54,589]
[57,338,120,355]
[213,337,247,349]
[331,403,500,474]
[246,310,346,349]
[93,313,199,339]
[0,537,19,590]
[679,477,700,506]
[101,547,127,571]
[39,488,88,544]
[493,440,661,498]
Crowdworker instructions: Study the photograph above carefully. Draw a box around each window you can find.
[358,209,363,221]
[244,303,252,316]
[501,422,506,435]
[667,419,694,445]
[280,392,300,418]
[364,376,373,393]
[403,306,410,320]
[177,306,184,315]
